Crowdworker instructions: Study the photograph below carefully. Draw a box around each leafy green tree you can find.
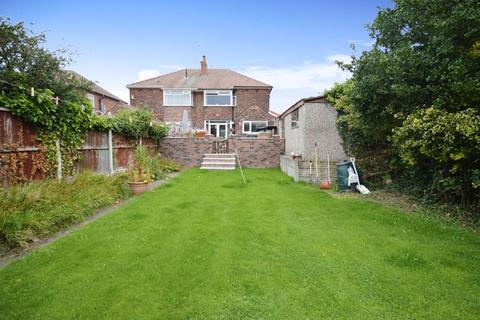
[0,18,94,175]
[393,108,480,206]
[327,0,480,209]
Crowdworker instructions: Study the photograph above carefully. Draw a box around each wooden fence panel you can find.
[0,109,45,186]
[77,132,110,173]
[0,108,158,186]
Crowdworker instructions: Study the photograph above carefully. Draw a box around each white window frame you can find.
[242,120,268,134]
[163,89,192,106]
[204,120,233,138]
[204,90,234,106]
[87,93,95,111]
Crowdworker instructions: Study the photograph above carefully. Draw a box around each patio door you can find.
[205,120,229,139]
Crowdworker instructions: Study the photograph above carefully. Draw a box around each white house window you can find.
[164,89,192,106]
[87,93,95,110]
[204,90,233,106]
[242,120,268,134]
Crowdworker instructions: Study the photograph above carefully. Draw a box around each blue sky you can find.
[2,0,392,112]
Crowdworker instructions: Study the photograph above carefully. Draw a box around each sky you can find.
[1,0,392,112]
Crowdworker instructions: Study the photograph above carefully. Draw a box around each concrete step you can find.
[203,153,237,158]
[200,166,236,170]
[201,161,236,167]
[201,153,237,170]
[202,157,236,163]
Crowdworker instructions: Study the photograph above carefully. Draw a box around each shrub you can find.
[147,154,181,180]
[127,145,153,183]
[112,108,169,143]
[0,172,130,249]
[157,157,181,173]
[149,122,169,141]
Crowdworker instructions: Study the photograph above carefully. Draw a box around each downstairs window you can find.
[242,120,268,134]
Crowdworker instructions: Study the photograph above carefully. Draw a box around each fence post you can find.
[56,138,62,180]
[108,129,114,175]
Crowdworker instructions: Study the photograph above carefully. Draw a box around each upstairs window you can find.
[164,89,192,106]
[204,90,233,106]
[242,120,268,134]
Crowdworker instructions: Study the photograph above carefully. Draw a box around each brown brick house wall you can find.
[88,91,127,115]
[130,88,164,119]
[158,137,284,168]
[130,88,273,134]
[234,89,273,133]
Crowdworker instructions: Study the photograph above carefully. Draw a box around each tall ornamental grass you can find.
[0,172,130,249]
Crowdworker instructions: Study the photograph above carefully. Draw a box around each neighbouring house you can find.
[68,71,132,115]
[278,96,346,183]
[127,56,275,138]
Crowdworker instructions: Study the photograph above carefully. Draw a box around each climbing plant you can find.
[0,18,95,177]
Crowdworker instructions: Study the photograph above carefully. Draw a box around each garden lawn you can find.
[1,168,479,319]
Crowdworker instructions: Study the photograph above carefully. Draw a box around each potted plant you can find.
[195,130,207,138]
[127,145,153,195]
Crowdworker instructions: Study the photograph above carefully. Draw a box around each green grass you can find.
[1,168,479,319]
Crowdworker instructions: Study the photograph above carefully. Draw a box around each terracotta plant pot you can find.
[195,131,207,138]
[320,181,331,190]
[128,181,149,195]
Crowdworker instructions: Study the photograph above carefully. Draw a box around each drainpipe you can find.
[231,92,236,135]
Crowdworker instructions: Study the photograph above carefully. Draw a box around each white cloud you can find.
[240,54,351,112]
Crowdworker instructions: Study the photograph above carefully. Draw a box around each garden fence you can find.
[0,107,156,187]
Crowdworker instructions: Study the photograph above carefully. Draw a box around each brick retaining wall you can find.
[158,137,285,168]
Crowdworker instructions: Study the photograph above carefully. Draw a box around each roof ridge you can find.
[127,68,186,87]
[127,67,272,89]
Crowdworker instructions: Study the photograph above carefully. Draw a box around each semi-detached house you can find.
[127,56,276,138]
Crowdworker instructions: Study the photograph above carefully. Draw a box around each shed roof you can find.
[127,68,272,90]
[279,96,325,119]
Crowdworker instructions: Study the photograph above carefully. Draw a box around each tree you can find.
[393,108,480,206]
[327,0,480,209]
[0,18,93,176]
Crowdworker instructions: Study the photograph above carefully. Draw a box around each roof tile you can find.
[127,68,271,89]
